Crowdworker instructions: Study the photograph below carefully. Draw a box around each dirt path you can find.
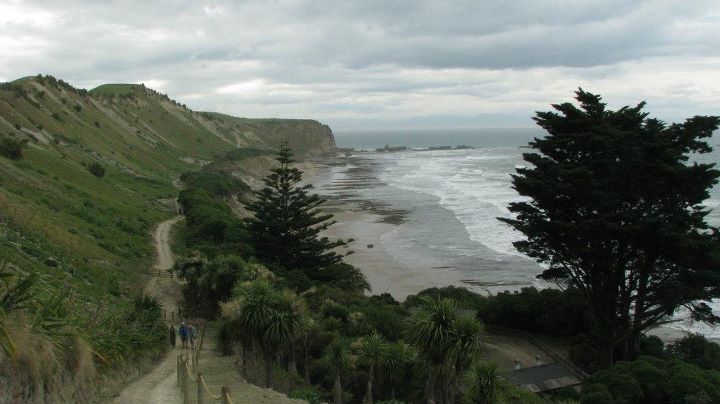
[110,216,183,404]
[111,215,303,404]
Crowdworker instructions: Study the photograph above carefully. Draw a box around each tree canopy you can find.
[500,89,720,368]
[246,142,351,286]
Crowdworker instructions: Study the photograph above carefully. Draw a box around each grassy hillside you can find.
[0,74,335,401]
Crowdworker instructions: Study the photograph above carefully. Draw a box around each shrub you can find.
[73,103,82,112]
[172,254,268,318]
[288,387,321,404]
[580,356,720,404]
[0,136,26,160]
[669,334,720,370]
[580,385,613,404]
[224,147,269,162]
[310,263,370,294]
[87,161,105,178]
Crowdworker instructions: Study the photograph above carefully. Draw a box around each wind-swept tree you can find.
[246,142,352,285]
[500,89,720,368]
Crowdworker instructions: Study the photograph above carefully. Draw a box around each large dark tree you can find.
[246,142,351,283]
[500,89,720,368]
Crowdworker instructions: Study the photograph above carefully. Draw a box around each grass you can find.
[0,73,335,401]
[89,83,141,96]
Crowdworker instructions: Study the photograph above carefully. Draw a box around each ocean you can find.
[323,128,720,339]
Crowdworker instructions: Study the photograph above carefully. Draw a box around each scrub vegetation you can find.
[172,91,720,404]
[0,74,335,403]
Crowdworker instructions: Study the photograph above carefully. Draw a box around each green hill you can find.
[0,74,335,401]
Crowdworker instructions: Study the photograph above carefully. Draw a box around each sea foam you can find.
[374,148,529,259]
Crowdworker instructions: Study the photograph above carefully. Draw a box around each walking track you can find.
[111,216,183,404]
[110,215,304,404]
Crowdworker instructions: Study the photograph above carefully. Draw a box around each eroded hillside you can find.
[0,74,335,402]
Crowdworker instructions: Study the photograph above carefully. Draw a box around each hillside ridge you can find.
[0,73,335,403]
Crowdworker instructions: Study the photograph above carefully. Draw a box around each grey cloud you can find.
[0,0,718,129]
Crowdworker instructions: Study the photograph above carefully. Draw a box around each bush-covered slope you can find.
[0,74,335,402]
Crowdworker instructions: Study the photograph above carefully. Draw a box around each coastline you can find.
[303,155,698,343]
[302,158,470,300]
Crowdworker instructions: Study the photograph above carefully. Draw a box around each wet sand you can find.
[326,206,470,299]
[303,156,696,342]
[303,159,470,299]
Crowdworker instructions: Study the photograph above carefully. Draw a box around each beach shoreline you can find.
[302,155,696,343]
[302,158,476,300]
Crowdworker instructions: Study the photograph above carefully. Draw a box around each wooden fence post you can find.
[197,372,204,404]
[182,357,190,404]
[199,323,206,350]
[176,355,181,386]
[221,387,230,404]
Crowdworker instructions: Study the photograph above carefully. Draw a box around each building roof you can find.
[505,363,582,393]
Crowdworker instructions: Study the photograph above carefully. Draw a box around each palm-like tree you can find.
[0,263,36,359]
[224,280,305,388]
[464,361,502,404]
[445,315,484,403]
[0,262,72,361]
[357,333,386,404]
[226,279,277,385]
[299,315,318,385]
[381,341,417,400]
[323,336,353,404]
[263,292,302,388]
[404,296,458,404]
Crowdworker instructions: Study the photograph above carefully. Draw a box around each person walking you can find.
[188,324,197,350]
[168,324,176,347]
[179,321,188,349]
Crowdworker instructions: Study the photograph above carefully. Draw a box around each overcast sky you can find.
[1,0,718,131]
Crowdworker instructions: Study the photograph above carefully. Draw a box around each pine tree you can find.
[500,89,720,368]
[246,142,350,282]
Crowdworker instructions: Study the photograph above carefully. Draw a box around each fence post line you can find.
[197,372,204,404]
[221,386,230,404]
[182,357,189,404]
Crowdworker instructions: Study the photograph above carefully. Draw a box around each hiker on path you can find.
[179,322,189,349]
[188,324,197,349]
[168,325,176,347]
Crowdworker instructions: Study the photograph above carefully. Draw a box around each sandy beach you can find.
[303,159,471,300]
[301,156,700,343]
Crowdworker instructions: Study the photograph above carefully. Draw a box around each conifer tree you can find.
[501,89,720,369]
[246,142,350,282]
